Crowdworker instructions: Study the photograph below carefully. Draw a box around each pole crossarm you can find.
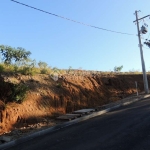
[133,14,150,22]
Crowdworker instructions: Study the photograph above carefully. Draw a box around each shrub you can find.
[0,64,4,73]
[13,65,19,72]
[114,65,123,72]
[10,83,28,103]
[40,68,48,74]
[38,61,48,69]
[0,77,28,104]
[20,67,35,75]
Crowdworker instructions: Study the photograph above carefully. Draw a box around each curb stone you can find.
[1,94,150,150]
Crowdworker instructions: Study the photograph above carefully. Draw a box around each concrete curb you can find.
[1,94,150,150]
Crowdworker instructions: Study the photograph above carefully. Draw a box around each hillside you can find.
[0,72,149,135]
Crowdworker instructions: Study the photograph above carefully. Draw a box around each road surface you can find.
[6,98,150,150]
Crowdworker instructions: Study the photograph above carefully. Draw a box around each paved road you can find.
[6,98,150,150]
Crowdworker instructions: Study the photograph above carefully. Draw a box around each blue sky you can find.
[1,0,150,71]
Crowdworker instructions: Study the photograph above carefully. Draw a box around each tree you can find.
[114,65,123,72]
[14,47,31,65]
[0,45,14,64]
[38,61,48,69]
[0,45,31,65]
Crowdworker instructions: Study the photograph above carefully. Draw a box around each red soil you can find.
[0,73,149,135]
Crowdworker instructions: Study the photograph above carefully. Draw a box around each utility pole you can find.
[133,11,149,94]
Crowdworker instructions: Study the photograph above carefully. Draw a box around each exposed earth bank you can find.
[0,73,150,135]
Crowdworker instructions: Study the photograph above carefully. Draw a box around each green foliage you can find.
[20,67,30,75]
[10,84,28,103]
[0,45,53,76]
[0,78,28,104]
[40,68,48,74]
[68,66,72,74]
[38,61,48,69]
[52,67,59,73]
[7,64,17,72]
[38,61,49,74]
[0,63,21,73]
[0,45,31,65]
[19,59,37,75]
[114,65,123,72]
[13,65,19,72]
[20,66,35,75]
[0,64,4,73]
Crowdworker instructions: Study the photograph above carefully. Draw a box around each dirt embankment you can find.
[0,73,149,135]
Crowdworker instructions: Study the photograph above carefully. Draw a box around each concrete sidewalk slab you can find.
[73,109,95,114]
[57,114,82,120]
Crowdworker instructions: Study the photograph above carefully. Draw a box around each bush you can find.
[0,64,4,73]
[10,83,28,103]
[0,77,28,104]
[40,68,48,74]
[114,65,123,72]
[13,65,19,72]
[20,67,35,75]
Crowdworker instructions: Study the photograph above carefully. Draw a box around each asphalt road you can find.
[6,98,150,150]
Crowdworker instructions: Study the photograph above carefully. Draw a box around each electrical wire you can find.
[11,0,135,36]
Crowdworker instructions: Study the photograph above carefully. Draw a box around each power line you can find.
[11,0,135,36]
